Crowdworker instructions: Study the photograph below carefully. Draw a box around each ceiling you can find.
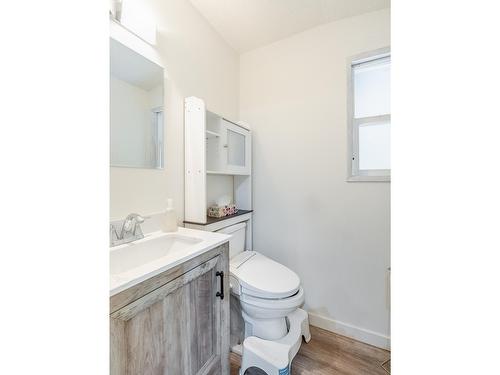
[189,0,390,52]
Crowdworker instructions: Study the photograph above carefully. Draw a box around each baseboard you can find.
[307,312,390,350]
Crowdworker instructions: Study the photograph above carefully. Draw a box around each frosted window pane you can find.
[359,121,390,170]
[227,129,245,166]
[354,58,390,118]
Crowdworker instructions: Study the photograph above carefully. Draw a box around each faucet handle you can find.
[122,213,146,232]
[130,214,145,225]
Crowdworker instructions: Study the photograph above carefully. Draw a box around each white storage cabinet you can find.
[184,96,252,226]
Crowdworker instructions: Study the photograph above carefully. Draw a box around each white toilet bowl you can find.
[240,286,305,340]
[239,286,305,320]
[216,222,307,341]
[229,251,304,341]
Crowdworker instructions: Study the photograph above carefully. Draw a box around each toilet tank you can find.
[216,222,246,258]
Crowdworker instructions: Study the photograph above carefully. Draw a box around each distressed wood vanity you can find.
[110,242,230,375]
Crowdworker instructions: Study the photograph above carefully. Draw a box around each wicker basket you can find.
[207,204,238,218]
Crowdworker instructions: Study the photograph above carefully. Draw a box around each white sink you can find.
[110,234,202,275]
[110,227,230,296]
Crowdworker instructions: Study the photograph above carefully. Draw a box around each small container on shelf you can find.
[207,203,238,218]
[161,198,178,232]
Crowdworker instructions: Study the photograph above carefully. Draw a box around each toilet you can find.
[216,221,310,343]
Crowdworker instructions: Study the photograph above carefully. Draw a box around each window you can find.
[348,48,390,181]
[151,107,164,169]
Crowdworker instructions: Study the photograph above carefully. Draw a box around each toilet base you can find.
[238,287,306,342]
[242,311,288,341]
[239,308,311,375]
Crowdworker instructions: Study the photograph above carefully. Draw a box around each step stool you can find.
[239,308,311,375]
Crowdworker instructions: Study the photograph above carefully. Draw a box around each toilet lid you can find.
[230,251,300,299]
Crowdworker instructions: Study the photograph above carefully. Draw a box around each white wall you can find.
[239,9,391,348]
[110,0,239,219]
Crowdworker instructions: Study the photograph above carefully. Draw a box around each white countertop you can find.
[110,227,230,296]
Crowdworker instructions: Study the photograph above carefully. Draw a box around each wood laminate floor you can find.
[230,326,390,375]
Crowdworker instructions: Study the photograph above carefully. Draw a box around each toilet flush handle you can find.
[216,271,224,300]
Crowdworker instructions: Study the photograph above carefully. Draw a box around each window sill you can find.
[347,175,390,182]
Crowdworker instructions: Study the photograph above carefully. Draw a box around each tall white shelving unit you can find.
[184,96,253,250]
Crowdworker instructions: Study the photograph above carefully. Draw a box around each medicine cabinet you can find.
[110,37,165,169]
[205,111,251,175]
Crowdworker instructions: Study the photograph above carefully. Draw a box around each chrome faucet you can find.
[110,213,146,247]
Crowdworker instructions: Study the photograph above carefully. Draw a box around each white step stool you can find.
[239,308,311,375]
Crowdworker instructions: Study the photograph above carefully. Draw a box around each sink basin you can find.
[110,234,202,275]
[110,227,230,296]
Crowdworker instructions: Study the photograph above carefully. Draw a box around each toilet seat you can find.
[230,251,300,299]
[240,286,305,311]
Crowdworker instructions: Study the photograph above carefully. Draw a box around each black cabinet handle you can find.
[216,271,224,300]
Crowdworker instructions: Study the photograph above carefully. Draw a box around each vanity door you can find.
[110,254,229,375]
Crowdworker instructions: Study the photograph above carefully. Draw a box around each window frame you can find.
[347,47,391,182]
[151,106,164,169]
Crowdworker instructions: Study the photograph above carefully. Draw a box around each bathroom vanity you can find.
[110,229,230,375]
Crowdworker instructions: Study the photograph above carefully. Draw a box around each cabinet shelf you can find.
[205,130,220,139]
[184,210,253,226]
[207,170,250,176]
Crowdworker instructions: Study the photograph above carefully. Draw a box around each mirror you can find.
[110,38,164,169]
